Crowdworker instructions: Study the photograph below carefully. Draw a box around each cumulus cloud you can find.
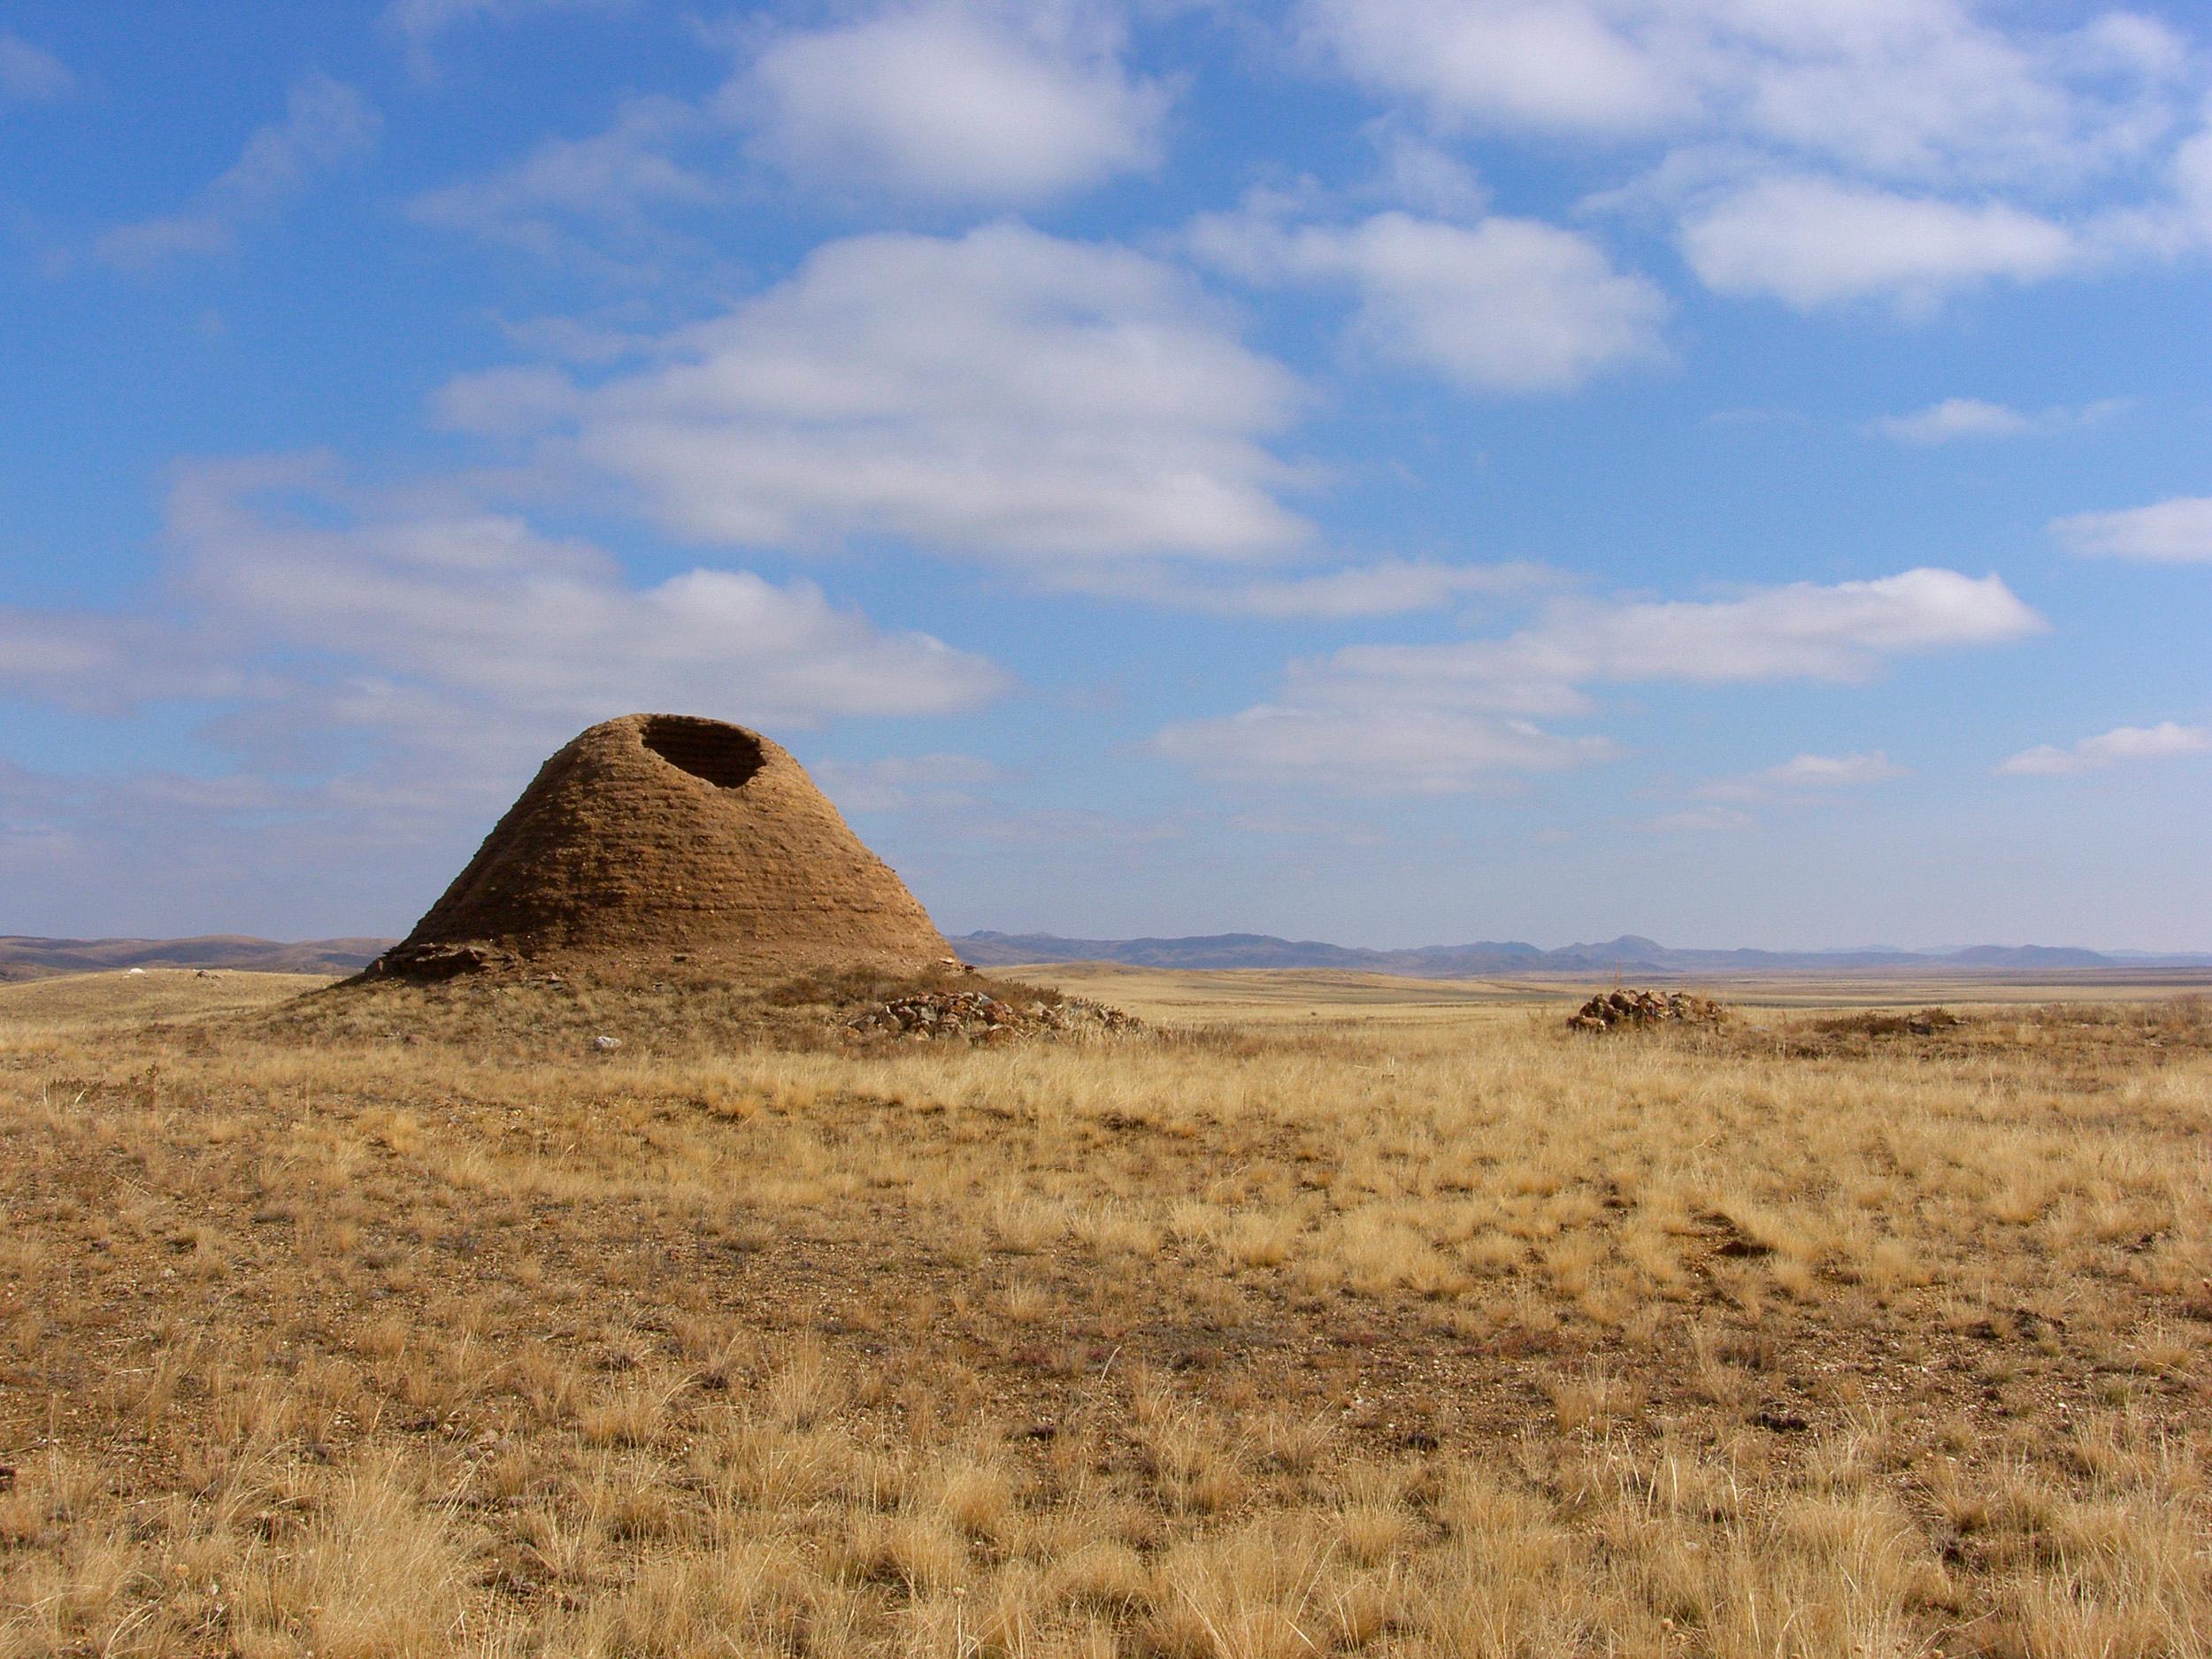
[1192,204,1667,392]
[1301,3,2207,312]
[1321,568,2043,712]
[181,457,1002,726]
[1763,750,1909,787]
[1872,396,2032,442]
[95,75,380,269]
[1300,0,1683,139]
[1648,806,1755,833]
[1156,568,2040,793]
[1868,396,2127,443]
[2050,496,2212,563]
[441,222,1310,568]
[408,96,712,257]
[0,31,73,105]
[1998,721,2210,776]
[411,4,1165,257]
[0,452,997,934]
[0,607,252,714]
[730,2,1170,205]
[1298,0,2187,187]
[1692,749,1909,807]
[1365,125,1492,219]
[1678,176,2078,311]
[1154,704,1613,795]
[813,752,1005,814]
[0,757,444,938]
[1057,557,1558,617]
[383,0,629,75]
[387,0,618,36]
[0,455,1004,775]
[2178,119,2212,232]
[1188,560,1557,619]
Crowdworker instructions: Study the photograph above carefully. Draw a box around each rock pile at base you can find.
[1568,987,1728,1032]
[845,990,1142,1045]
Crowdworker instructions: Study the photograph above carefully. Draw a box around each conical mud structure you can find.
[368,715,949,980]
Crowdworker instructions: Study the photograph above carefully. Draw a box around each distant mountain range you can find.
[0,935,391,982]
[952,931,2212,977]
[4,931,2207,986]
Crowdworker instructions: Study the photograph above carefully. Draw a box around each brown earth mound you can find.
[365,715,949,980]
[1568,987,1729,1032]
[1811,1006,1963,1039]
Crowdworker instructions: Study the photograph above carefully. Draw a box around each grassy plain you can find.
[3,965,2209,1658]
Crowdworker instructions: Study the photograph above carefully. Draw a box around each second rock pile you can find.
[1569,987,1729,1032]
[846,990,1142,1045]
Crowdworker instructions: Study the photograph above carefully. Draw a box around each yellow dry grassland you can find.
[3,968,2209,1658]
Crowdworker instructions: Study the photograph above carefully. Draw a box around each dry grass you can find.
[3,968,2209,1657]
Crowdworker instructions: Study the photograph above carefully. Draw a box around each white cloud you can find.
[1192,560,1556,619]
[384,0,627,74]
[214,78,380,199]
[1154,704,1613,795]
[0,758,433,938]
[1763,750,1908,787]
[95,76,380,270]
[1868,396,2127,443]
[489,312,659,365]
[1715,9,2186,186]
[387,0,618,36]
[412,4,1167,255]
[2178,119,2212,233]
[1648,806,1755,833]
[441,222,1310,567]
[1192,205,1666,392]
[1678,176,2078,310]
[0,456,1005,772]
[1692,749,1908,806]
[435,365,584,438]
[1870,397,2028,442]
[0,31,73,105]
[731,3,1170,205]
[954,806,1185,848]
[814,752,1005,813]
[1059,557,1559,617]
[1301,0,1686,138]
[1302,3,2208,311]
[409,96,712,257]
[1324,568,2043,711]
[2050,496,2212,563]
[175,458,1002,726]
[388,0,496,34]
[1365,124,1491,219]
[1156,568,2039,793]
[382,0,633,80]
[0,607,255,715]
[1998,721,2210,776]
[1298,0,2188,187]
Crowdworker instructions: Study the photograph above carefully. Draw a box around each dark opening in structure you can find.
[641,715,765,790]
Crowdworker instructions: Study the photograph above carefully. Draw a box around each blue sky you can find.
[3,0,2208,949]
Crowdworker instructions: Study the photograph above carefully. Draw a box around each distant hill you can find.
[953,931,2212,977]
[0,935,392,982]
[4,930,2203,986]
[1939,945,2120,969]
